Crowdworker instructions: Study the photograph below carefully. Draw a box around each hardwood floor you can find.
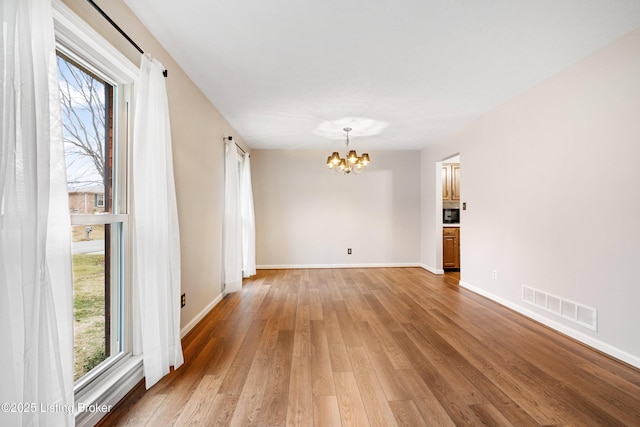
[99,268,640,426]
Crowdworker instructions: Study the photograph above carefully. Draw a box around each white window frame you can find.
[53,2,141,426]
[95,193,105,208]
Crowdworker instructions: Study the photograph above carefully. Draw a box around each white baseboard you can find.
[459,280,640,370]
[257,263,422,270]
[419,263,444,275]
[180,293,224,338]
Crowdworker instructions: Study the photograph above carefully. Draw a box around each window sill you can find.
[75,355,143,427]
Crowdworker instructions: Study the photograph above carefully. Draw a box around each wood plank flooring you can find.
[99,268,640,426]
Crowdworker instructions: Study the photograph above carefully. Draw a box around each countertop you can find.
[443,224,460,228]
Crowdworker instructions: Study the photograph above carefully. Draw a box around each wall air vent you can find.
[522,285,597,331]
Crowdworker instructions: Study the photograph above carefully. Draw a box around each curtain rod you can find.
[86,0,168,78]
[223,136,248,155]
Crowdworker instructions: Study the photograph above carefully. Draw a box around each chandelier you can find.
[326,127,371,174]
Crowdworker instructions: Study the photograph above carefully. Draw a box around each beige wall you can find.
[252,150,421,267]
[62,0,249,330]
[421,28,640,366]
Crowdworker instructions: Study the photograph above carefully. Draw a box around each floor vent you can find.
[522,285,597,331]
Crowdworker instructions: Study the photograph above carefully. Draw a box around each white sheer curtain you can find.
[132,54,183,389]
[0,0,74,425]
[223,142,243,292]
[240,153,256,278]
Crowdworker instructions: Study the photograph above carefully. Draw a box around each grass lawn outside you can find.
[73,253,107,381]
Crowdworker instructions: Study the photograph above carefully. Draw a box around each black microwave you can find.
[443,208,460,224]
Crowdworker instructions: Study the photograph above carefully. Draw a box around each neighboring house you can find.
[68,185,105,214]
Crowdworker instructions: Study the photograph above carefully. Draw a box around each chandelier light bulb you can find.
[347,150,358,163]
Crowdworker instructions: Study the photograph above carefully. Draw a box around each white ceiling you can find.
[124,0,640,150]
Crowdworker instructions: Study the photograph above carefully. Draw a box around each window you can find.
[95,194,105,208]
[53,2,140,424]
[58,54,120,381]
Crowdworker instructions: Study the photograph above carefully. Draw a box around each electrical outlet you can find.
[347,248,352,255]
[181,293,186,308]
[492,269,498,279]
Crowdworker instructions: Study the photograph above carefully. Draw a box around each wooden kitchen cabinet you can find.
[442,163,460,201]
[443,227,460,269]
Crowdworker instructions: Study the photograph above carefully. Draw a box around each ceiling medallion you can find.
[326,127,370,175]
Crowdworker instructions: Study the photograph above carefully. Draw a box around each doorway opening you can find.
[437,154,461,277]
